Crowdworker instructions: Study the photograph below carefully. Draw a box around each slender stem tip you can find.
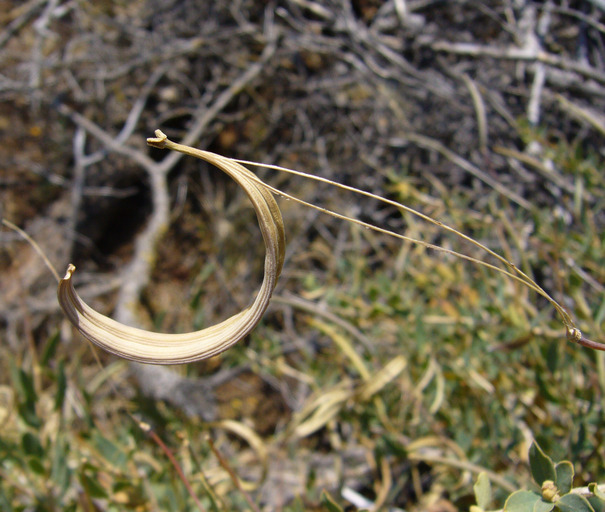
[63,263,76,280]
[147,129,168,149]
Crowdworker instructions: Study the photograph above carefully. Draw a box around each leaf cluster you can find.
[470,442,605,512]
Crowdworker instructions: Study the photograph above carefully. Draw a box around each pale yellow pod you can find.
[58,130,285,364]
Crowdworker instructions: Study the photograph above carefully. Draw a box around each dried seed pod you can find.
[58,130,285,364]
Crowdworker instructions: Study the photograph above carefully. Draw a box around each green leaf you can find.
[382,434,408,458]
[80,471,109,499]
[21,432,44,458]
[554,461,574,495]
[51,435,71,498]
[587,496,605,512]
[0,487,13,512]
[589,484,605,501]
[288,496,307,512]
[27,456,46,475]
[529,442,556,485]
[572,423,587,455]
[321,490,345,512]
[534,500,555,512]
[54,360,67,411]
[41,330,61,366]
[91,432,128,469]
[474,472,492,509]
[17,401,41,429]
[535,371,558,403]
[15,367,37,404]
[556,493,595,512]
[504,490,544,512]
[11,366,41,428]
[545,341,559,374]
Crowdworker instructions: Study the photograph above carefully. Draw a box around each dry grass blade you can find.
[212,419,269,491]
[292,387,352,438]
[358,356,407,402]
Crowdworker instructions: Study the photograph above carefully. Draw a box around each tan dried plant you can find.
[56,130,604,363]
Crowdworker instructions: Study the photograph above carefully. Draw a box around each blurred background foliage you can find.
[0,0,604,510]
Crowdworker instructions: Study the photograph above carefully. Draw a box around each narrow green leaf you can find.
[21,432,44,458]
[10,366,41,428]
[190,263,216,310]
[54,359,66,411]
[17,401,41,428]
[529,442,556,485]
[80,471,109,499]
[554,461,574,495]
[545,341,559,373]
[288,496,307,512]
[535,371,558,403]
[474,472,492,510]
[556,493,595,512]
[27,456,46,475]
[91,432,128,469]
[0,487,13,512]
[51,435,71,498]
[321,490,345,512]
[41,330,61,366]
[504,490,543,512]
[17,368,37,404]
[382,434,407,458]
[572,423,587,455]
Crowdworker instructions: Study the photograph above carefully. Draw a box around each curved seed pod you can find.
[58,130,285,364]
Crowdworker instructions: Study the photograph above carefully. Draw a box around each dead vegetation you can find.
[1,1,604,510]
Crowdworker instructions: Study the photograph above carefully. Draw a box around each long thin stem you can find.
[205,435,261,512]
[139,421,207,512]
[233,161,567,314]
[231,158,604,350]
[2,218,61,282]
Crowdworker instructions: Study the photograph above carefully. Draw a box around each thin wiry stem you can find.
[2,218,61,282]
[231,160,605,351]
[139,421,207,512]
[233,159,577,329]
